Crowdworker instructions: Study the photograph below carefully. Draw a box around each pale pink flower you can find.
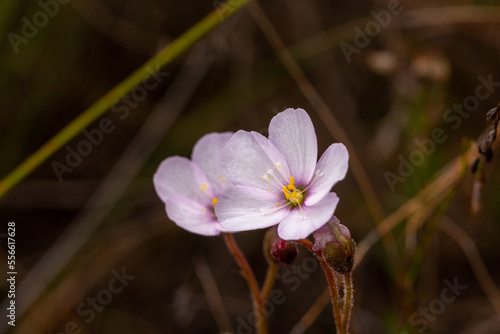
[216,108,349,240]
[153,132,233,236]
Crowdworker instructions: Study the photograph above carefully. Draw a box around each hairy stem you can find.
[342,273,353,334]
[297,239,343,333]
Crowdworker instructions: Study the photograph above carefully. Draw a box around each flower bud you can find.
[263,226,298,265]
[322,239,355,274]
[314,216,356,274]
[271,239,299,265]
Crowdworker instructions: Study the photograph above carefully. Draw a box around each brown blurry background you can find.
[1,0,500,333]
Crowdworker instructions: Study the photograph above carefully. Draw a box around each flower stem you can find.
[320,256,343,334]
[256,260,278,333]
[223,233,261,301]
[261,261,278,302]
[297,239,343,333]
[342,273,354,334]
[223,233,268,334]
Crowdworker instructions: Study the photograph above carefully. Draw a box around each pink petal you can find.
[153,156,212,206]
[312,217,350,251]
[192,132,233,196]
[277,192,339,240]
[215,185,290,232]
[220,131,290,192]
[304,143,349,206]
[166,195,222,236]
[268,108,318,186]
[313,224,338,251]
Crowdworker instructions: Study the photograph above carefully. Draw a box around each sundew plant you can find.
[154,108,354,333]
[1,1,500,333]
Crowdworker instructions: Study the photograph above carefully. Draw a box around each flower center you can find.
[260,164,307,211]
[199,183,218,211]
[282,176,304,206]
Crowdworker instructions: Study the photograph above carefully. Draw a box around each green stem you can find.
[342,273,353,334]
[223,233,267,334]
[261,260,278,301]
[256,260,278,334]
[297,239,343,333]
[0,0,252,199]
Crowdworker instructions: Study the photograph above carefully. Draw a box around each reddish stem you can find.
[297,239,343,333]
[223,233,269,334]
[342,273,353,334]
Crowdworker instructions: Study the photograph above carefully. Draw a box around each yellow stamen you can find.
[281,176,304,206]
[200,183,208,191]
[282,186,291,200]
[212,197,218,207]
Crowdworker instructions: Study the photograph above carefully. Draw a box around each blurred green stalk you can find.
[0,0,251,199]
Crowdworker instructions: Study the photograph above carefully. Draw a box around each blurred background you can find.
[1,0,500,333]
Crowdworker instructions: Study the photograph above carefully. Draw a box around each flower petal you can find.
[304,143,349,206]
[268,108,318,185]
[153,156,212,206]
[216,185,290,232]
[220,130,290,192]
[277,192,339,240]
[166,195,221,236]
[313,224,338,251]
[312,216,350,251]
[192,132,234,196]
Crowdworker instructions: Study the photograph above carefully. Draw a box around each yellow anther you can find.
[219,177,226,182]
[277,202,280,206]
[275,163,281,168]
[282,186,291,200]
[200,183,208,191]
[280,176,304,206]
[212,197,218,207]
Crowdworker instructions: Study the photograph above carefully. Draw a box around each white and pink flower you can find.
[153,132,233,236]
[216,108,349,240]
